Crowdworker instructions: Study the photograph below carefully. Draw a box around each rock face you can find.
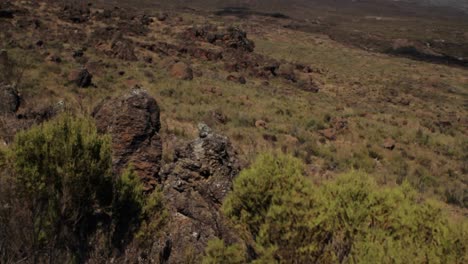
[91,90,242,262]
[93,89,162,188]
[153,123,241,263]
[0,85,20,114]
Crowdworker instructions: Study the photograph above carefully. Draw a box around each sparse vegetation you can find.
[0,0,467,262]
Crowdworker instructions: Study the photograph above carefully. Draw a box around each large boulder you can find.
[152,123,242,263]
[0,85,20,114]
[92,89,162,188]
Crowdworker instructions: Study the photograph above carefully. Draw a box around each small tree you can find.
[222,153,317,262]
[9,114,113,262]
[222,153,467,263]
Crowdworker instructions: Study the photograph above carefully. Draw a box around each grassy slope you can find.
[2,2,467,213]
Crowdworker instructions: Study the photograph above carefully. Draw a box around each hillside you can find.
[0,0,467,263]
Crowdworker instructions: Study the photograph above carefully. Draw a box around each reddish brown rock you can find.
[67,68,93,88]
[227,74,246,84]
[383,138,396,150]
[45,54,61,63]
[255,120,267,129]
[319,128,336,140]
[186,25,255,52]
[170,62,193,80]
[92,89,162,188]
[331,117,348,131]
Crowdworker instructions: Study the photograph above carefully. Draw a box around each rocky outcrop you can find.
[186,25,255,52]
[92,89,162,188]
[91,90,243,262]
[153,123,241,263]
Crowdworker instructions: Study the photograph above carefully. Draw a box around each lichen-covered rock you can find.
[92,89,162,188]
[153,123,241,263]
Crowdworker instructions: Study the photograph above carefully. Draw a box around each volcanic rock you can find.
[46,54,61,63]
[383,138,396,150]
[154,123,241,263]
[111,38,137,61]
[170,62,193,80]
[92,89,162,187]
[68,68,92,87]
[255,120,267,129]
[227,75,246,84]
[187,25,255,52]
[319,128,336,140]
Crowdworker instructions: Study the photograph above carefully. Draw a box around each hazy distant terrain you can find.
[417,0,468,12]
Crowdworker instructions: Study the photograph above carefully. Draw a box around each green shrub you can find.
[113,167,168,247]
[222,153,467,263]
[223,153,311,237]
[202,238,246,264]
[135,187,168,247]
[112,167,145,246]
[9,114,113,261]
[312,172,464,263]
[2,114,169,261]
[223,153,317,262]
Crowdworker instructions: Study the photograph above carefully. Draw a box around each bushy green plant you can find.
[112,167,145,246]
[223,153,317,262]
[223,153,311,237]
[1,114,169,261]
[113,167,168,248]
[202,238,246,264]
[9,114,113,261]
[312,172,463,263]
[222,153,467,263]
[135,187,168,247]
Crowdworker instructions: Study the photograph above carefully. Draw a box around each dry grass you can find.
[1,1,466,212]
